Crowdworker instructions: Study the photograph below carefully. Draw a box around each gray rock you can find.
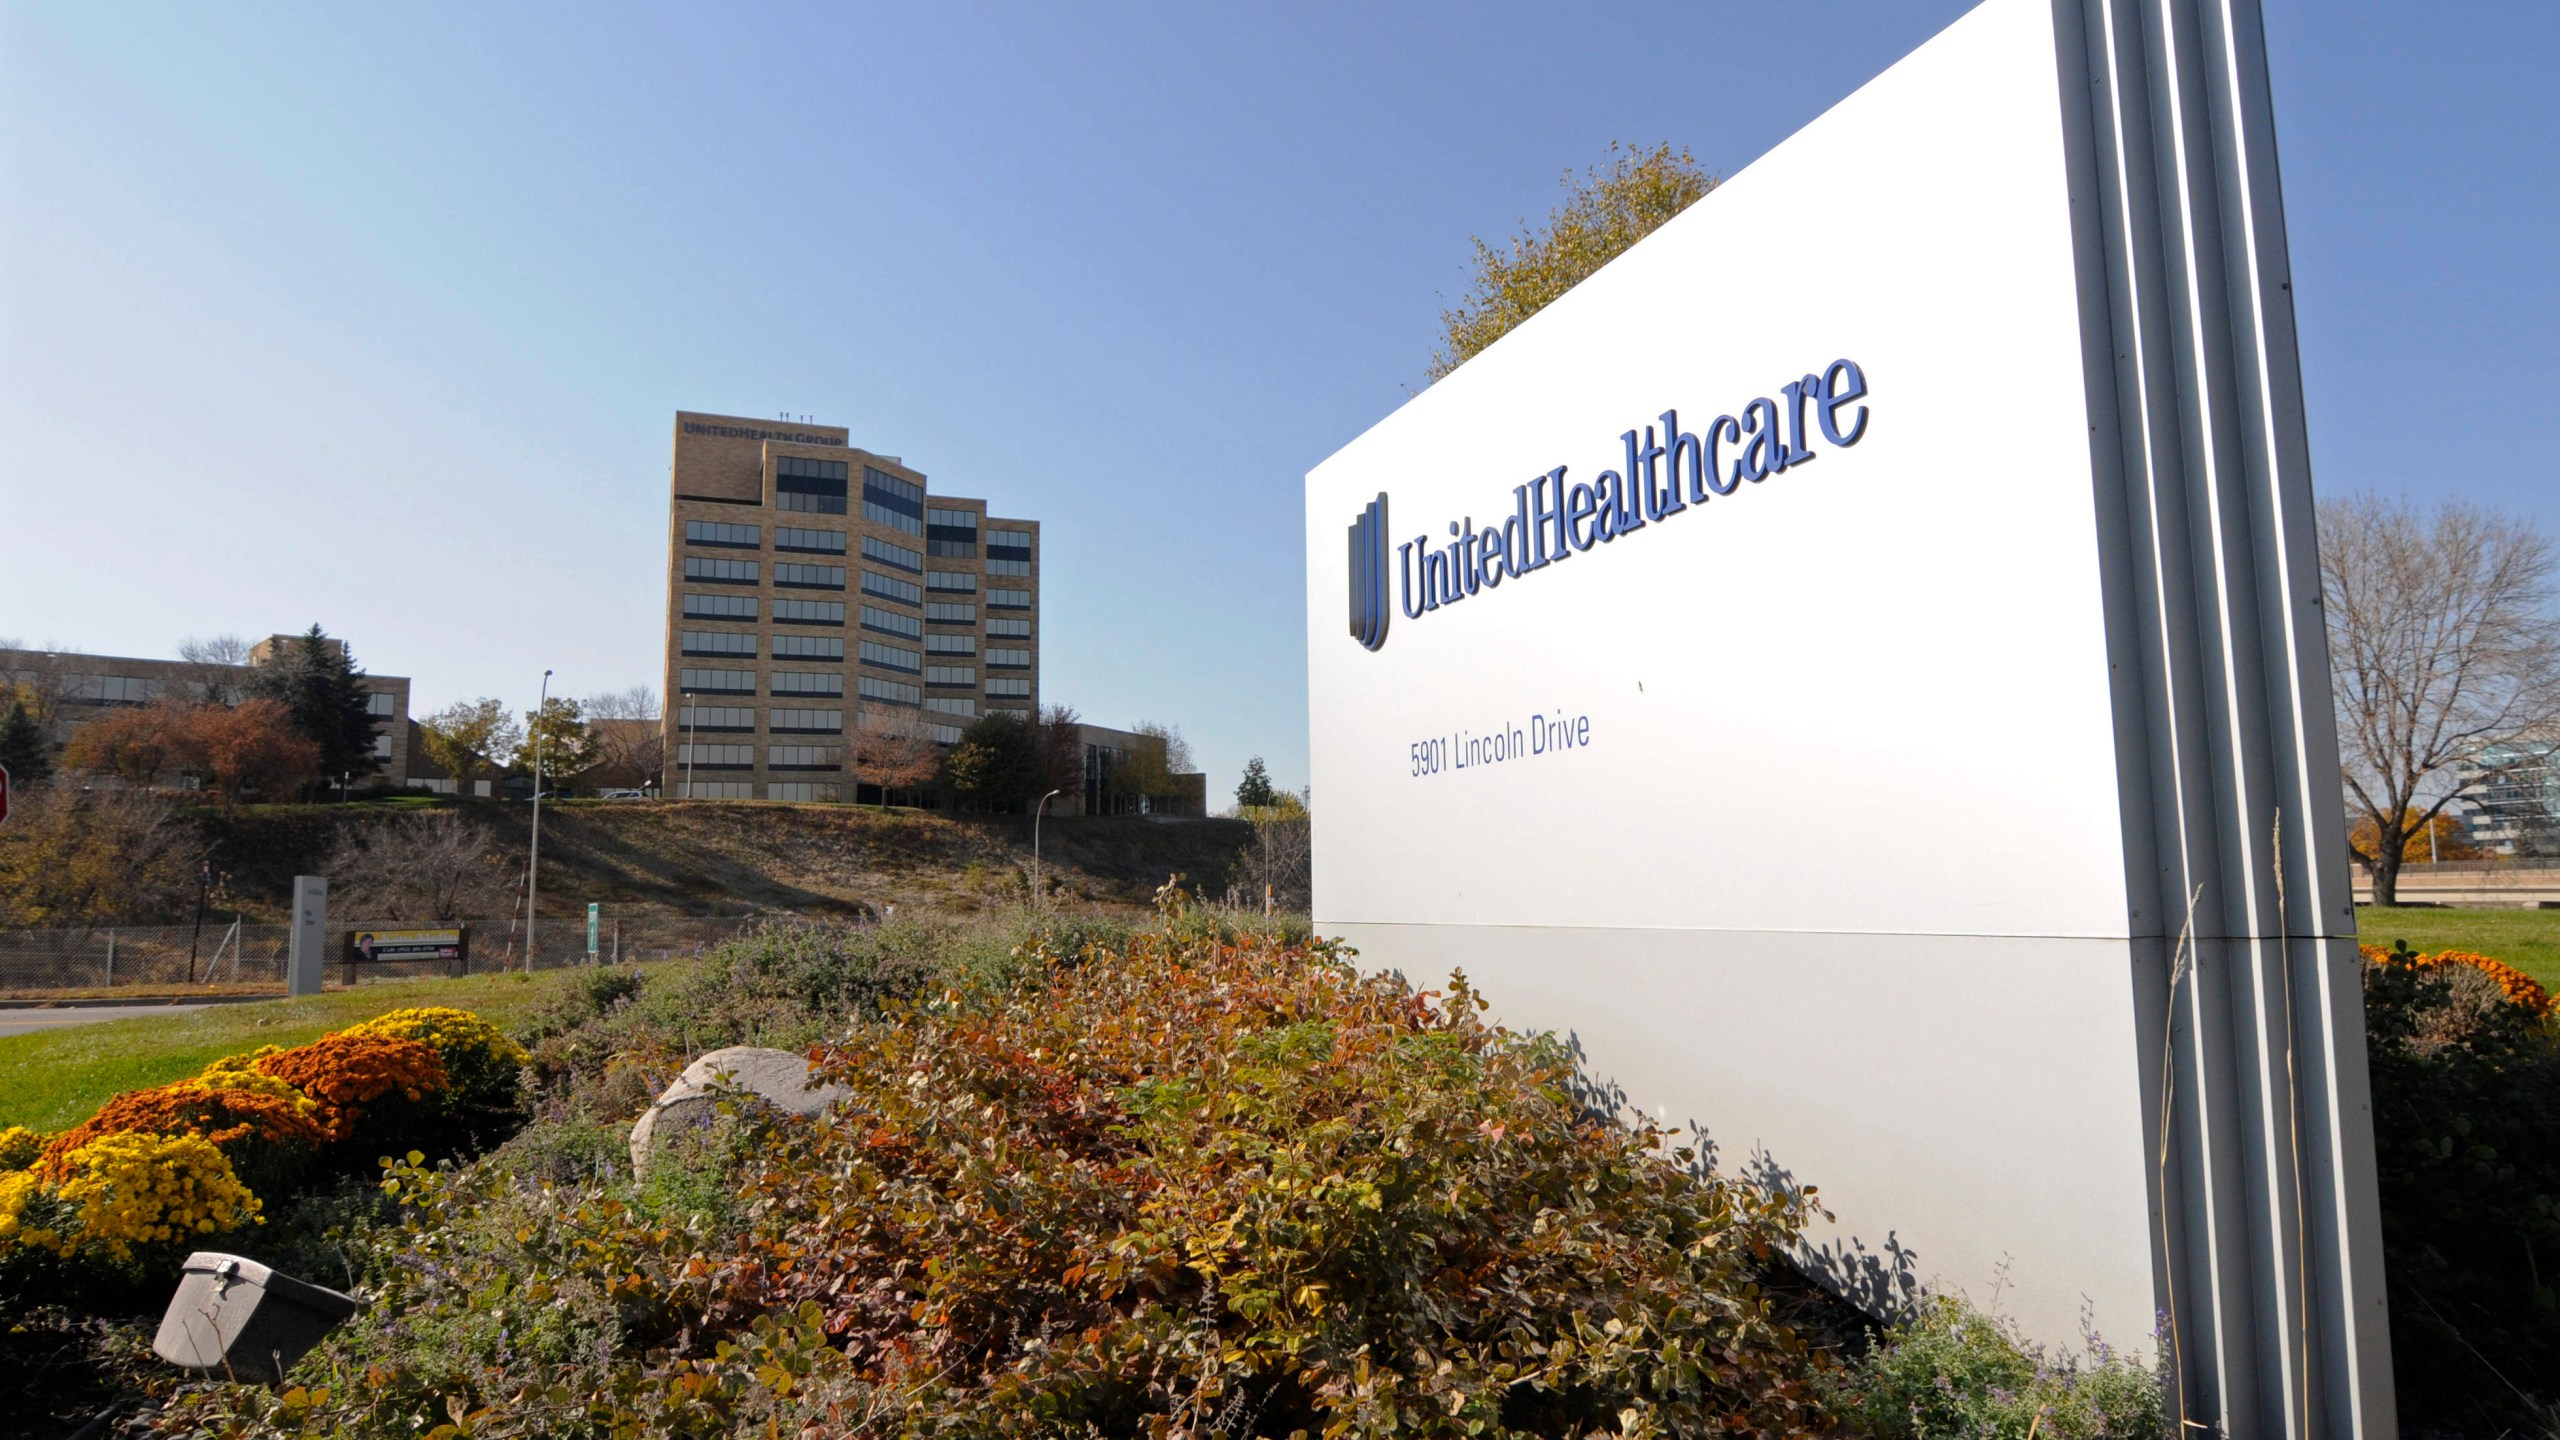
[629,1045,850,1175]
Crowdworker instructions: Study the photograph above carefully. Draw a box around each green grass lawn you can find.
[0,968,594,1132]
[2355,905,2560,990]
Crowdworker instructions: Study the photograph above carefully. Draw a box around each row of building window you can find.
[776,456,849,515]
[925,665,975,687]
[926,633,973,656]
[776,562,845,589]
[860,675,920,706]
[862,571,922,606]
[685,520,759,548]
[676,706,842,733]
[684,556,757,584]
[927,570,974,592]
[988,617,1031,638]
[858,640,916,673]
[861,605,920,639]
[925,601,974,624]
[987,648,1031,669]
[990,588,1032,609]
[863,468,924,536]
[677,775,963,801]
[777,526,844,554]
[862,535,920,571]
[987,678,1031,698]
[675,743,866,770]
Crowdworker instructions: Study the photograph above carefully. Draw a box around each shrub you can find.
[168,931,1839,1437]
[341,1005,528,1115]
[28,1131,262,1264]
[2362,945,2560,1430]
[2359,941,2554,1020]
[1821,1295,2163,1439]
[0,1124,43,1171]
[254,1032,449,1145]
[34,1078,329,1191]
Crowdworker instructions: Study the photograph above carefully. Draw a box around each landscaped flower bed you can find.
[0,1006,524,1275]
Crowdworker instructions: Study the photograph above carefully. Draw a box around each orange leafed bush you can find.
[35,1080,329,1181]
[2360,943,2554,1020]
[254,1033,448,1142]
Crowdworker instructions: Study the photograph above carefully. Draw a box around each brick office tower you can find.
[661,411,1041,801]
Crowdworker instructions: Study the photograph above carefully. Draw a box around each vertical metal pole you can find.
[104,929,115,987]
[528,668,551,973]
[1033,788,1061,909]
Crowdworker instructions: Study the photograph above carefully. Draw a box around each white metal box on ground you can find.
[1303,1,2391,1434]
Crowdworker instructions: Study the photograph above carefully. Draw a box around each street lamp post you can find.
[1032,788,1063,909]
[527,669,552,973]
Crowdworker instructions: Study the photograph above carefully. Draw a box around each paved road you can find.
[0,1003,208,1038]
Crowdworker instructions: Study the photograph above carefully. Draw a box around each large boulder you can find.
[629,1045,849,1175]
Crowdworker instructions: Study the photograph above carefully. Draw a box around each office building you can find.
[663,411,1041,802]
[0,635,413,784]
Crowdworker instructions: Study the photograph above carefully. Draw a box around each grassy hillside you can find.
[199,800,1255,922]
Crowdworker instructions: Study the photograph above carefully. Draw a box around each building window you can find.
[861,467,924,536]
[677,705,755,731]
[769,708,843,733]
[926,507,979,558]
[685,520,761,549]
[924,664,976,687]
[928,723,964,744]
[678,780,755,799]
[986,617,1032,639]
[861,535,923,572]
[775,563,847,590]
[986,678,1032,699]
[925,633,976,656]
[365,691,397,716]
[924,696,976,719]
[926,569,977,593]
[681,630,758,658]
[772,599,843,625]
[772,634,845,660]
[858,675,921,707]
[925,601,977,625]
[861,571,922,606]
[987,647,1031,669]
[677,742,754,769]
[684,592,758,620]
[768,744,842,770]
[859,640,921,673]
[988,587,1032,609]
[678,667,756,695]
[771,671,845,697]
[766,781,841,802]
[986,528,1033,575]
[777,456,849,514]
[775,526,847,554]
[684,556,759,585]
[860,605,922,639]
[986,705,1031,720]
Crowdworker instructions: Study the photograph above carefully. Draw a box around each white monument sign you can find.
[1304,1,2390,1434]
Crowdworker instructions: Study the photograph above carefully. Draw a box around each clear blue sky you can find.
[4,2,2552,801]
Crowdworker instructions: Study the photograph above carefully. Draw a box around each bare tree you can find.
[326,813,509,922]
[174,634,252,702]
[583,686,666,789]
[2321,495,2560,904]
[851,708,942,805]
[1229,800,1311,913]
[0,783,197,927]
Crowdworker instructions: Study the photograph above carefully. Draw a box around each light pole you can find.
[682,703,694,800]
[527,668,552,973]
[1031,788,1062,909]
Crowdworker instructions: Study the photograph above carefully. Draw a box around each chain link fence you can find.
[0,913,769,993]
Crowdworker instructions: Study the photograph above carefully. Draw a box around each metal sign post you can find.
[286,876,328,997]
[586,903,599,964]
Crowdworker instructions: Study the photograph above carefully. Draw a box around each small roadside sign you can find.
[586,903,600,961]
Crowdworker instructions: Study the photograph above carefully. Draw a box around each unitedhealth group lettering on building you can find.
[1345,360,1868,651]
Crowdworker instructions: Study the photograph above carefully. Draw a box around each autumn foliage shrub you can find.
[178,931,1838,1438]
[2360,943,2560,1431]
[251,1033,448,1144]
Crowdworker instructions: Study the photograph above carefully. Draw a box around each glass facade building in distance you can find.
[661,411,1041,802]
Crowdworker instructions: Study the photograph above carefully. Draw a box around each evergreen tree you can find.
[0,698,52,784]
[1235,755,1277,809]
[246,625,382,790]
[943,712,1045,810]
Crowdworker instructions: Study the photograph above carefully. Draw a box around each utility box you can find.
[286,876,327,997]
[153,1252,358,1381]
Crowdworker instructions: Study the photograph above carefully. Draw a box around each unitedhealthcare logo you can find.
[1346,493,1393,652]
[1345,358,1869,652]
